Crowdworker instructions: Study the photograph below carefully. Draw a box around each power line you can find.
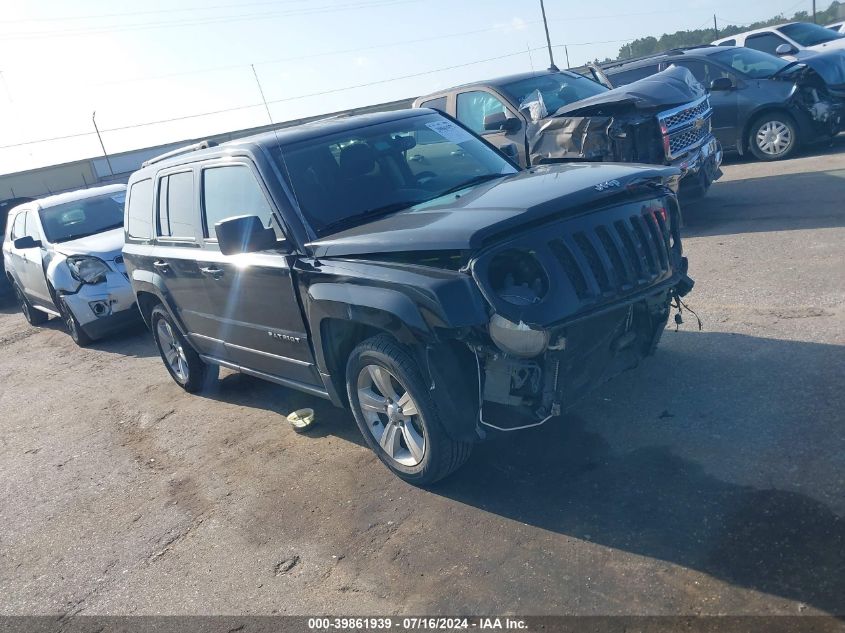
[0,48,535,150]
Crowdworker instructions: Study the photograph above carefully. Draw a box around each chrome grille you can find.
[658,95,713,160]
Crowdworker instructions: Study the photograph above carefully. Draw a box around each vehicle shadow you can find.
[88,322,156,359]
[719,132,845,166]
[199,371,366,447]
[434,330,845,614]
[683,169,845,236]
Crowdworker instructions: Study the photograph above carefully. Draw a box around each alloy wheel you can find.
[756,120,792,157]
[356,364,426,467]
[156,319,189,382]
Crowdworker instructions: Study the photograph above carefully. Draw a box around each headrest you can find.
[339,143,376,177]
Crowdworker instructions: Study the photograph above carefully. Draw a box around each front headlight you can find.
[489,314,549,358]
[66,255,110,285]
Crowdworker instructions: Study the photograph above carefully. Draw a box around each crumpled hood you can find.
[52,227,124,259]
[792,49,845,91]
[308,163,679,258]
[552,66,705,117]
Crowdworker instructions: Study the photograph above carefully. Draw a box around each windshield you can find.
[500,72,608,118]
[271,113,517,236]
[39,191,125,243]
[710,47,791,78]
[779,22,844,46]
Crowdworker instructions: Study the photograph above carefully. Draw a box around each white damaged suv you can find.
[2,184,139,345]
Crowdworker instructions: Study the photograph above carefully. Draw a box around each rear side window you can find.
[419,96,447,112]
[126,179,153,239]
[157,171,195,239]
[718,39,736,46]
[201,165,275,239]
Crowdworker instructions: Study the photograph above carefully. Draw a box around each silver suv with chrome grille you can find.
[2,184,139,345]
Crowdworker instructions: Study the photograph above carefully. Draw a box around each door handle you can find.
[200,266,224,279]
[153,260,170,272]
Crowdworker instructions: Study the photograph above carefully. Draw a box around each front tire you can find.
[13,283,48,325]
[150,305,217,393]
[346,334,472,486]
[58,296,92,347]
[748,113,799,161]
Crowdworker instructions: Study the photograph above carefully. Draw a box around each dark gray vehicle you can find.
[589,46,845,161]
[413,67,722,198]
[123,109,693,485]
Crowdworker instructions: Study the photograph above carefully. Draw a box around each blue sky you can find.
[0,0,818,174]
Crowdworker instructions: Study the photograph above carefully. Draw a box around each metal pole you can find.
[564,45,570,69]
[713,14,718,40]
[91,111,114,177]
[812,0,817,23]
[539,0,559,71]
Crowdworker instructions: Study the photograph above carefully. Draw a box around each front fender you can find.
[45,253,81,294]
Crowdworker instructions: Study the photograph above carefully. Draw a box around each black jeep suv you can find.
[123,109,693,485]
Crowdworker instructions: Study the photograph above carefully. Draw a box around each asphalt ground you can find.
[0,138,843,617]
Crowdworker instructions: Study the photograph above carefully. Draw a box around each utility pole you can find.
[539,0,559,71]
[564,44,571,69]
[713,14,718,40]
[91,111,114,177]
[812,0,817,23]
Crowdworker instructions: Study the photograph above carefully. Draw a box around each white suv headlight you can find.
[66,255,110,285]
[489,314,549,358]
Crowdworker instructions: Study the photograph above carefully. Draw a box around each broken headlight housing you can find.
[488,249,549,306]
[66,255,110,285]
[489,314,549,358]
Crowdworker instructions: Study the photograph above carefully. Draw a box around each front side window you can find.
[456,91,508,134]
[779,22,844,46]
[126,179,153,239]
[157,171,195,239]
[745,32,790,55]
[710,47,789,79]
[271,112,517,236]
[202,165,275,238]
[501,71,608,113]
[38,192,125,243]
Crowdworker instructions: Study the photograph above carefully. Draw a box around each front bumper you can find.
[61,271,141,339]
[674,136,723,199]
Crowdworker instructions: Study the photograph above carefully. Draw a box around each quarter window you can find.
[11,212,26,240]
[126,178,153,239]
[201,165,275,239]
[456,91,508,134]
[745,32,790,55]
[157,171,195,239]
[419,96,447,113]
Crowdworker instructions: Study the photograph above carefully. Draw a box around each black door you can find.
[152,167,221,355]
[673,59,740,150]
[195,161,322,388]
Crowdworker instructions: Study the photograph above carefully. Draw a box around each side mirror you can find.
[709,77,734,91]
[215,215,282,256]
[499,143,519,161]
[775,43,796,56]
[483,111,520,133]
[13,236,41,249]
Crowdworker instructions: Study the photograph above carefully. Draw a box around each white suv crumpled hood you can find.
[53,227,124,259]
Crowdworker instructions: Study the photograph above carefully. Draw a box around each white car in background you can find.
[2,184,139,345]
[713,22,845,57]
[827,21,845,35]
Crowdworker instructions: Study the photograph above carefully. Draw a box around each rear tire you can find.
[748,113,799,161]
[150,305,218,393]
[14,283,48,326]
[346,334,472,486]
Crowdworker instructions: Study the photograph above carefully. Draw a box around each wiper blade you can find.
[772,61,801,77]
[438,173,507,197]
[318,200,426,235]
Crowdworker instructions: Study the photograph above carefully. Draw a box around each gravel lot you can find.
[1,140,843,617]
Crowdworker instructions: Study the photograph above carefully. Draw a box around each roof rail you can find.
[141,140,218,168]
[598,45,716,70]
